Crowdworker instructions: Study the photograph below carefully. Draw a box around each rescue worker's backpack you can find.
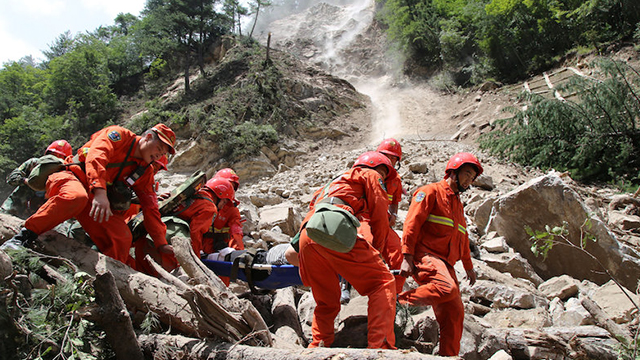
[26,155,66,191]
[305,203,361,253]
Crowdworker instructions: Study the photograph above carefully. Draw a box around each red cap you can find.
[151,124,176,154]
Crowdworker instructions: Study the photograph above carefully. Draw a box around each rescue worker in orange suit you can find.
[124,155,168,223]
[298,151,397,349]
[154,177,237,272]
[1,140,73,219]
[2,124,176,264]
[203,168,244,254]
[398,152,482,357]
[356,138,406,296]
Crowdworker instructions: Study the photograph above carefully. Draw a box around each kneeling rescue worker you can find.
[3,124,176,265]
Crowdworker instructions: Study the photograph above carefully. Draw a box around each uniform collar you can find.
[439,179,458,197]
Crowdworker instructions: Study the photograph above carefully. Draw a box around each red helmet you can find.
[205,177,236,201]
[46,140,72,159]
[214,168,240,189]
[445,152,483,179]
[376,138,402,161]
[353,151,397,179]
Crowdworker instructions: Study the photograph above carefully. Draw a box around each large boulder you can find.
[257,202,302,237]
[486,172,640,290]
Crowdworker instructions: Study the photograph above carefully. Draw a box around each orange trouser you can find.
[359,221,405,294]
[383,228,405,293]
[398,253,464,356]
[299,229,396,349]
[26,171,134,264]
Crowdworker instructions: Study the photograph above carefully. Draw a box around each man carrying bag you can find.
[297,151,397,350]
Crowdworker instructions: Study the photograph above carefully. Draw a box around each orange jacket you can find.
[386,171,403,206]
[177,188,218,256]
[401,179,473,270]
[212,200,244,249]
[314,167,390,246]
[71,125,168,248]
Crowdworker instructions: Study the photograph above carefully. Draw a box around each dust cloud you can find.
[254,0,461,146]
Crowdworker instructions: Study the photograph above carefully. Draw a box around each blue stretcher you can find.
[201,259,303,290]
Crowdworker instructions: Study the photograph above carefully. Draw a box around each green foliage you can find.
[2,252,112,360]
[480,59,640,184]
[378,0,640,83]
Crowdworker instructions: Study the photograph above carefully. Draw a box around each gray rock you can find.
[539,275,579,300]
[486,172,640,291]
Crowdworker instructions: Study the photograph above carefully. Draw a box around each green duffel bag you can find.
[305,203,361,253]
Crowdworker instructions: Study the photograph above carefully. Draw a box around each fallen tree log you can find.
[93,269,144,360]
[33,230,271,346]
[172,235,272,346]
[138,333,451,360]
[581,296,633,346]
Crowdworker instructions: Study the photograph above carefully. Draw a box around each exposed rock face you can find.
[486,172,640,290]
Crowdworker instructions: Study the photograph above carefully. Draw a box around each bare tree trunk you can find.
[172,235,272,346]
[249,1,261,39]
[34,231,271,346]
[184,52,191,93]
[94,270,144,360]
[581,296,633,345]
[138,333,443,360]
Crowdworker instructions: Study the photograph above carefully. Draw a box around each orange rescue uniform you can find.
[159,188,219,270]
[25,126,167,264]
[298,167,396,349]
[398,179,473,356]
[359,167,405,293]
[204,200,244,253]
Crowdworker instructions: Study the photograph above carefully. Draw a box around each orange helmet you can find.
[46,140,72,159]
[445,152,483,179]
[353,151,397,180]
[214,168,240,189]
[205,177,236,201]
[376,138,402,161]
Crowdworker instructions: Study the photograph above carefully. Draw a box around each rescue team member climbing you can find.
[1,124,176,265]
[357,138,406,294]
[298,151,397,349]
[1,140,73,219]
[398,152,482,357]
[203,168,244,253]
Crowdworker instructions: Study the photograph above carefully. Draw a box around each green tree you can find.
[0,61,46,120]
[42,31,76,61]
[44,36,118,135]
[479,59,640,184]
[139,0,228,93]
[223,0,248,35]
[248,0,272,39]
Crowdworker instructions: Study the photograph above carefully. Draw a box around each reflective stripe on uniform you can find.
[214,227,230,233]
[387,193,393,201]
[427,214,454,227]
[427,214,466,234]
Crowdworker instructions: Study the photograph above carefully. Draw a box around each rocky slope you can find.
[156,1,640,358]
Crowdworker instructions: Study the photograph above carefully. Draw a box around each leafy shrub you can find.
[1,251,112,360]
[480,59,640,185]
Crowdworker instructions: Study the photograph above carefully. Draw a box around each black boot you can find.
[1,227,38,250]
